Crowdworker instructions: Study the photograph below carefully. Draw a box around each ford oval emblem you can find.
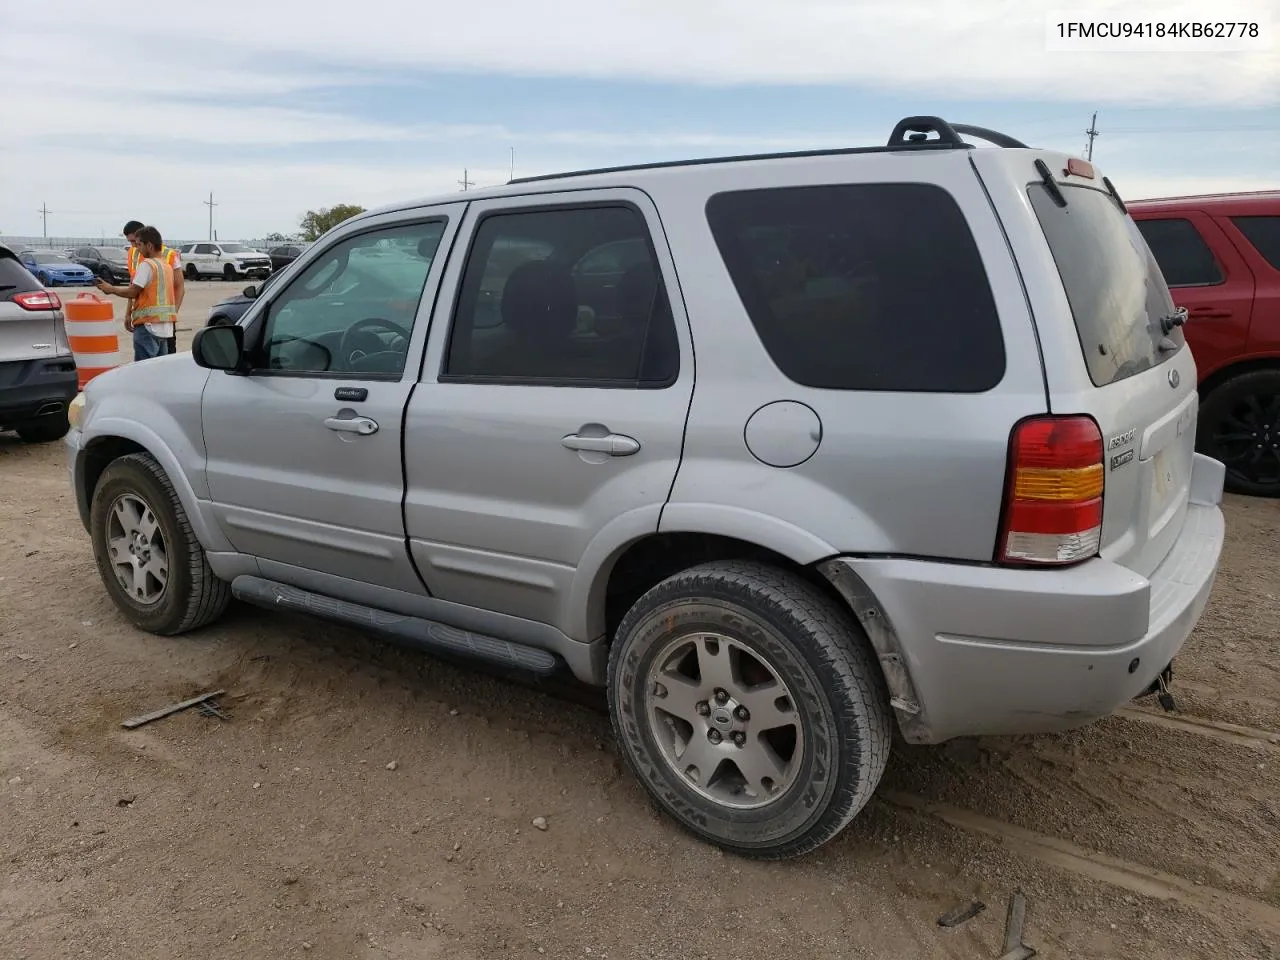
[1168,368,1180,389]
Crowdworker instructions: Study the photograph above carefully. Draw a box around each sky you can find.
[1,0,1276,244]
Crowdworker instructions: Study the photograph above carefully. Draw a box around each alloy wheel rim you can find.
[105,493,169,605]
[1211,391,1280,489]
[644,631,805,810]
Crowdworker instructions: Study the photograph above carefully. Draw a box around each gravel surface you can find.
[2,295,1278,958]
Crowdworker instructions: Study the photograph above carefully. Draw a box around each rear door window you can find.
[1231,215,1280,270]
[1028,184,1183,388]
[705,183,1005,392]
[0,250,42,295]
[1134,218,1223,286]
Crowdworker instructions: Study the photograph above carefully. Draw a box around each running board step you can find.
[230,575,561,677]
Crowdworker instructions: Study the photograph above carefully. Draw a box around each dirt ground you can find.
[2,289,1279,959]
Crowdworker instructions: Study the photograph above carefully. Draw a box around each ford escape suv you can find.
[1,242,78,443]
[65,117,1226,859]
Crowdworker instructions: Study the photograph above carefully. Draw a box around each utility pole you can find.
[509,146,515,181]
[458,169,475,191]
[1084,112,1100,161]
[203,191,218,241]
[37,202,52,238]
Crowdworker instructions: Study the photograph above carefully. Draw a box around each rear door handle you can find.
[325,415,379,436]
[1188,307,1232,319]
[562,432,641,456]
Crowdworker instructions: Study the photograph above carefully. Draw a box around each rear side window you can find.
[1028,184,1183,388]
[705,183,1005,392]
[1133,218,1223,286]
[1231,216,1280,270]
[0,252,42,295]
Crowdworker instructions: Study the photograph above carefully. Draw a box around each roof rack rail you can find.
[887,116,1028,149]
[506,115,1027,186]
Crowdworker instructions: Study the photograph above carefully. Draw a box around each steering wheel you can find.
[339,316,413,368]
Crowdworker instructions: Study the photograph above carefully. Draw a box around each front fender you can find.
[77,372,230,553]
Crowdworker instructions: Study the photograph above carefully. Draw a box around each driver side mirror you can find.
[192,323,247,372]
[243,284,259,298]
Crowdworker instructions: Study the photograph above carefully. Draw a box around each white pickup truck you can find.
[176,242,273,281]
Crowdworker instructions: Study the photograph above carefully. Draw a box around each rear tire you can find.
[1198,368,1280,498]
[607,559,891,859]
[89,452,232,635]
[16,415,70,444]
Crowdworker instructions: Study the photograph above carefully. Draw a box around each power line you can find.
[202,192,217,241]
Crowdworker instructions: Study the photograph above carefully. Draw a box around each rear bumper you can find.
[0,357,79,429]
[830,453,1227,744]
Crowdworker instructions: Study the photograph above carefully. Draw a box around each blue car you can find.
[19,251,96,287]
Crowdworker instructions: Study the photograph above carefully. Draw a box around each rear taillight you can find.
[998,415,1104,566]
[11,291,62,311]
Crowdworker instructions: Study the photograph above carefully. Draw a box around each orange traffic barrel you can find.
[63,293,121,389]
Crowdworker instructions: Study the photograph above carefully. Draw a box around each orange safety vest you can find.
[132,257,178,327]
[127,244,180,278]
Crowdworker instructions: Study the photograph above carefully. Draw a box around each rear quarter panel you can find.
[647,151,1049,562]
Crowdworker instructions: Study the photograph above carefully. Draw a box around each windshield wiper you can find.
[1158,306,1188,335]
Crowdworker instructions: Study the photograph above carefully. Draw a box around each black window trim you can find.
[704,181,1008,395]
[237,214,450,383]
[437,198,682,391]
[1134,215,1226,289]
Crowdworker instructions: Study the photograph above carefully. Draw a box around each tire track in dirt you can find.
[1117,706,1280,754]
[881,791,1280,938]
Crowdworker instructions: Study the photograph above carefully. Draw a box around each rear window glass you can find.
[705,183,1006,393]
[1231,215,1280,270]
[0,253,41,295]
[1133,218,1223,286]
[1028,183,1183,388]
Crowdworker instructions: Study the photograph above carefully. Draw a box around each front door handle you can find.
[562,432,641,456]
[1188,307,1232,319]
[325,415,379,436]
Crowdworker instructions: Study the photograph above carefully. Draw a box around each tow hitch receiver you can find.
[1143,662,1177,712]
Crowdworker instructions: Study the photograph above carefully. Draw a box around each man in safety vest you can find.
[97,225,179,361]
[112,218,185,316]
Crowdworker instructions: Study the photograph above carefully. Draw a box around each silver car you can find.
[0,242,78,442]
[65,116,1226,858]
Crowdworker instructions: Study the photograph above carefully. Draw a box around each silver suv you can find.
[66,117,1227,858]
[1,242,78,443]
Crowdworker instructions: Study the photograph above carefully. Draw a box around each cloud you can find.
[16,0,1276,106]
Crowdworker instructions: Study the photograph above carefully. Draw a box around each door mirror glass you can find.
[193,323,245,371]
[243,284,259,299]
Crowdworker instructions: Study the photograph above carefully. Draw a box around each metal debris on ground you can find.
[121,690,227,729]
[197,699,230,721]
[997,889,1036,960]
[937,900,986,928]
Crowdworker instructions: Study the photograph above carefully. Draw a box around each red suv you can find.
[1128,191,1280,497]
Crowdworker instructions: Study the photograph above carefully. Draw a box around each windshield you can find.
[32,252,71,264]
[220,243,251,253]
[1028,183,1184,388]
[100,247,127,261]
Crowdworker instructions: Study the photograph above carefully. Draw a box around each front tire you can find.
[222,263,236,281]
[185,263,199,281]
[608,560,891,859]
[89,452,232,634]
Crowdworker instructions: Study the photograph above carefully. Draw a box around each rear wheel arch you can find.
[1197,355,1280,399]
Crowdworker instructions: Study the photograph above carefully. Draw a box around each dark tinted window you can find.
[1231,215,1280,270]
[705,183,1005,392]
[444,205,679,387]
[1029,184,1183,388]
[0,251,41,295]
[1133,218,1223,286]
